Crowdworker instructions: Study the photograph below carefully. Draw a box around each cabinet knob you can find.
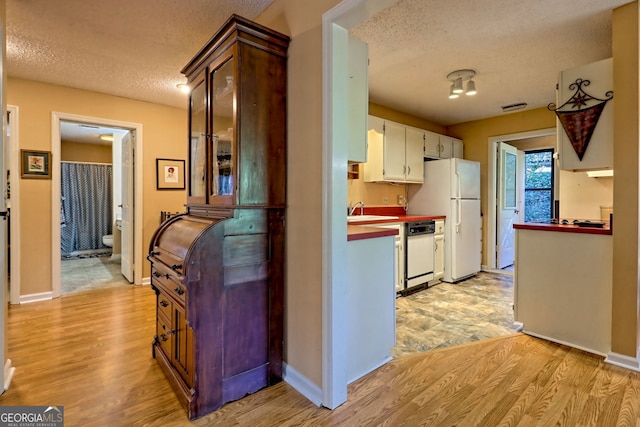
[160,334,168,342]
[153,271,161,278]
[160,300,169,307]
[174,287,185,295]
[171,264,182,271]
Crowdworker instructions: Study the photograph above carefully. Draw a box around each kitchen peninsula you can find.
[513,220,612,356]
[345,210,445,382]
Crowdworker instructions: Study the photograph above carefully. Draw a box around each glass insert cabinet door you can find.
[189,79,207,200]
[210,57,235,198]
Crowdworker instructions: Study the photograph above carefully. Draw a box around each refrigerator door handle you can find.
[456,170,462,198]
[456,198,461,233]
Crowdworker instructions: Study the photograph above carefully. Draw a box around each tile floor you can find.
[61,255,131,294]
[393,271,520,357]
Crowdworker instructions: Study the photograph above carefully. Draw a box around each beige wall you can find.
[61,141,112,163]
[8,78,187,295]
[611,1,638,358]
[257,0,342,388]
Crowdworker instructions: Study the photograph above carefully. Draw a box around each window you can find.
[524,149,554,222]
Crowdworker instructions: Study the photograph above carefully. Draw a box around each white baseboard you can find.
[142,277,151,286]
[283,362,323,407]
[20,292,53,304]
[523,331,607,357]
[4,359,15,391]
[605,351,640,371]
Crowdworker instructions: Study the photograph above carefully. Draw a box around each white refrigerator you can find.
[408,158,481,282]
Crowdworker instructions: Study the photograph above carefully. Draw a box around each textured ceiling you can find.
[6,0,635,139]
[352,0,632,126]
[7,0,274,110]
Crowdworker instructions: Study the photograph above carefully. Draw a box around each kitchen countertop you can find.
[514,221,612,236]
[346,208,446,241]
[347,225,398,242]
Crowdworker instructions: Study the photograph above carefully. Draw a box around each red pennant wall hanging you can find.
[548,78,613,161]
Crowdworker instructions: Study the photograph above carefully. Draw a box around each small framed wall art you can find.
[21,149,52,179]
[156,158,185,190]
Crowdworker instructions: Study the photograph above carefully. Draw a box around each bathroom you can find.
[59,121,130,294]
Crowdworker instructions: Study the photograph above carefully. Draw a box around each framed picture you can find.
[156,158,185,190]
[21,149,51,179]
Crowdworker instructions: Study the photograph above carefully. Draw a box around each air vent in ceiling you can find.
[501,102,528,113]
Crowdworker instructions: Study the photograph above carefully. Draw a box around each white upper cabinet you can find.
[555,58,613,171]
[364,116,424,184]
[452,138,464,158]
[405,126,425,183]
[438,135,453,159]
[347,34,369,163]
[382,121,407,181]
[424,131,441,158]
[424,131,464,159]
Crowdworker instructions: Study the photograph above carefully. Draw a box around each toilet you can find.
[102,234,113,247]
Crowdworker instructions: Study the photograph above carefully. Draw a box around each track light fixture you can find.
[446,69,477,98]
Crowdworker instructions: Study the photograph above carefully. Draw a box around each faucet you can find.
[348,201,365,216]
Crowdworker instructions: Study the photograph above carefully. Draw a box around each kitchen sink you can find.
[347,215,399,222]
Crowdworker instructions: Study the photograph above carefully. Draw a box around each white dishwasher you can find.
[405,220,435,292]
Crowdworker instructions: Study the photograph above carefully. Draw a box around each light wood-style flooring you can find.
[2,285,640,426]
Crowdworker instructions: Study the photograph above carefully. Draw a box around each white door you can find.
[121,131,134,282]
[0,109,9,393]
[497,142,519,269]
[450,198,481,281]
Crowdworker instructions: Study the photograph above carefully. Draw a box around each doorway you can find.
[59,120,130,294]
[486,128,556,271]
[50,112,144,299]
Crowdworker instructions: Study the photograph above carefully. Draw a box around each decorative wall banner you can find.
[548,79,613,161]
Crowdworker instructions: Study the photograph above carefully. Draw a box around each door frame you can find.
[486,127,555,270]
[8,105,20,305]
[50,112,143,298]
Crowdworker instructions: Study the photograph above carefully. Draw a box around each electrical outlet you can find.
[382,197,389,205]
[397,195,405,205]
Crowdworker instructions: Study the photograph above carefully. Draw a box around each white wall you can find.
[559,170,613,220]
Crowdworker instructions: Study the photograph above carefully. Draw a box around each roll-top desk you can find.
[147,15,289,420]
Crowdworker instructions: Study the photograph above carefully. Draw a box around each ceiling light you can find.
[446,69,476,99]
[586,170,614,178]
[448,84,459,99]
[176,83,190,94]
[99,134,114,141]
[466,79,477,96]
[452,77,464,94]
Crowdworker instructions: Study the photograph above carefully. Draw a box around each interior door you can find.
[121,131,134,282]
[497,142,519,269]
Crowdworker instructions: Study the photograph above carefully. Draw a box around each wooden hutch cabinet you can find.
[147,15,289,420]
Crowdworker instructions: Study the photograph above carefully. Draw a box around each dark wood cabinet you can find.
[147,15,289,420]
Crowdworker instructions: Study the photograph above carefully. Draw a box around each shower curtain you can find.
[61,162,113,254]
